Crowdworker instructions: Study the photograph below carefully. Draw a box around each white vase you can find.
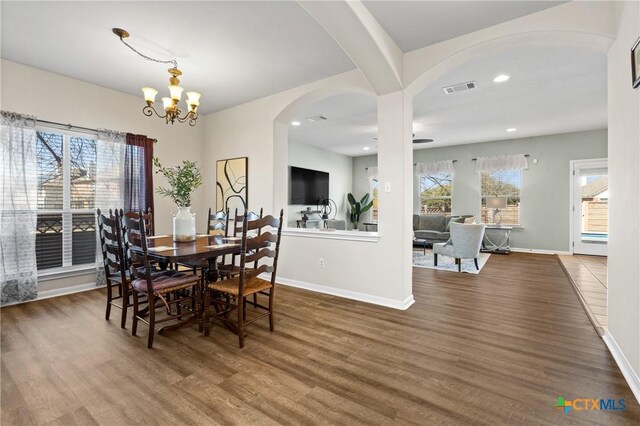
[173,206,196,242]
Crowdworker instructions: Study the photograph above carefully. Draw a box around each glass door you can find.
[572,159,608,256]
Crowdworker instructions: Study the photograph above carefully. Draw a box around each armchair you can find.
[433,223,486,272]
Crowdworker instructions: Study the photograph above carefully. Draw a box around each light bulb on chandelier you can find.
[113,28,201,126]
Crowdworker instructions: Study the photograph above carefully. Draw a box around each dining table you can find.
[139,234,243,334]
[145,233,242,281]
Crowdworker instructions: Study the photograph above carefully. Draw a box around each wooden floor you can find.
[1,253,638,425]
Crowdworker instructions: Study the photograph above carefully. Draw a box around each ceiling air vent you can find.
[442,81,477,94]
[305,115,328,122]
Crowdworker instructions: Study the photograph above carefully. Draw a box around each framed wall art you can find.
[216,157,248,213]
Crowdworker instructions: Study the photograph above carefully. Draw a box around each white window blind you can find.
[480,169,521,225]
[35,129,97,271]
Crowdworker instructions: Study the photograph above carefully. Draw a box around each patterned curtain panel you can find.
[124,133,154,217]
[0,111,38,305]
[94,129,126,287]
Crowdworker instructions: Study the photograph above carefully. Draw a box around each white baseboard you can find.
[511,247,572,255]
[38,282,102,300]
[275,276,415,310]
[603,331,640,405]
[2,282,103,308]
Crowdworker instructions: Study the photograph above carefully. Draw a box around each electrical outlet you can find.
[319,258,325,268]
[384,182,391,193]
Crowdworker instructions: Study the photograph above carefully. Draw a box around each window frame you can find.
[479,168,523,227]
[35,126,98,274]
[419,172,454,216]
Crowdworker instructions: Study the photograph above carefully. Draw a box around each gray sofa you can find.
[413,214,474,245]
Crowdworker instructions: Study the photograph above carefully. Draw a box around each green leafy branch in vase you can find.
[347,192,373,230]
[153,157,203,207]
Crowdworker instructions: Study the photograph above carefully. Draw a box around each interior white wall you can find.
[287,140,353,227]
[1,59,206,291]
[606,0,640,388]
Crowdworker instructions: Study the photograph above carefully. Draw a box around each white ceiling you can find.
[362,1,568,52]
[289,46,607,157]
[0,1,355,114]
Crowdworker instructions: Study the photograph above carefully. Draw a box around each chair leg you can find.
[147,293,155,349]
[243,301,247,321]
[252,293,257,308]
[120,286,129,329]
[132,291,139,336]
[458,259,461,272]
[195,283,202,333]
[238,295,245,348]
[434,253,438,267]
[474,258,479,270]
[268,287,275,332]
[105,282,113,321]
[203,287,211,337]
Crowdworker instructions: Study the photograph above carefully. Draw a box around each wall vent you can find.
[442,81,477,94]
[305,115,328,122]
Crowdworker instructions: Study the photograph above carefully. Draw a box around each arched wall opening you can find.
[267,30,612,310]
[407,31,611,276]
[273,85,377,228]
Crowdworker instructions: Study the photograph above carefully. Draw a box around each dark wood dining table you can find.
[139,234,242,334]
[145,234,242,281]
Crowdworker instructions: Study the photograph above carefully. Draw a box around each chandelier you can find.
[112,28,201,126]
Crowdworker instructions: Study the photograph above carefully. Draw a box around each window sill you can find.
[38,264,95,281]
[282,228,379,242]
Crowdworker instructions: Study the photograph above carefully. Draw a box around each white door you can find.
[572,159,608,256]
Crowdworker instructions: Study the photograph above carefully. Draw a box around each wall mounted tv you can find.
[289,166,329,205]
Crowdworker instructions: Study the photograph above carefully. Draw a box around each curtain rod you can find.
[365,160,458,170]
[472,154,529,161]
[36,119,157,143]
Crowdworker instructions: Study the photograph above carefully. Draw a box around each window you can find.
[480,169,521,225]
[420,173,452,215]
[36,130,97,271]
[369,179,379,221]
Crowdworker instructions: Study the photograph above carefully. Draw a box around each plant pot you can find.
[173,206,196,242]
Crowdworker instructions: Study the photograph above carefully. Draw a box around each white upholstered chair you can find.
[433,223,486,272]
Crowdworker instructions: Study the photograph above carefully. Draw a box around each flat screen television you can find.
[290,166,329,205]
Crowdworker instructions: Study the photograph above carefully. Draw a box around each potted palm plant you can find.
[153,157,203,242]
[347,193,374,230]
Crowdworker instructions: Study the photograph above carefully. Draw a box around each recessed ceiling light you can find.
[291,121,301,126]
[493,74,510,83]
[506,128,517,132]
[363,146,371,151]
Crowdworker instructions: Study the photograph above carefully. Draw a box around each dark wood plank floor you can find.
[1,253,638,425]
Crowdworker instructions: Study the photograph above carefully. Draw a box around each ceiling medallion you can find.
[112,28,201,126]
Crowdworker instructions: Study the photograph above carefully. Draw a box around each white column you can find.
[377,91,414,302]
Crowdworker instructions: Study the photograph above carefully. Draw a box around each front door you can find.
[572,159,608,256]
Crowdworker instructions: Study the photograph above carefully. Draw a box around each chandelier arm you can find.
[175,110,197,123]
[118,36,178,69]
[143,105,168,120]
